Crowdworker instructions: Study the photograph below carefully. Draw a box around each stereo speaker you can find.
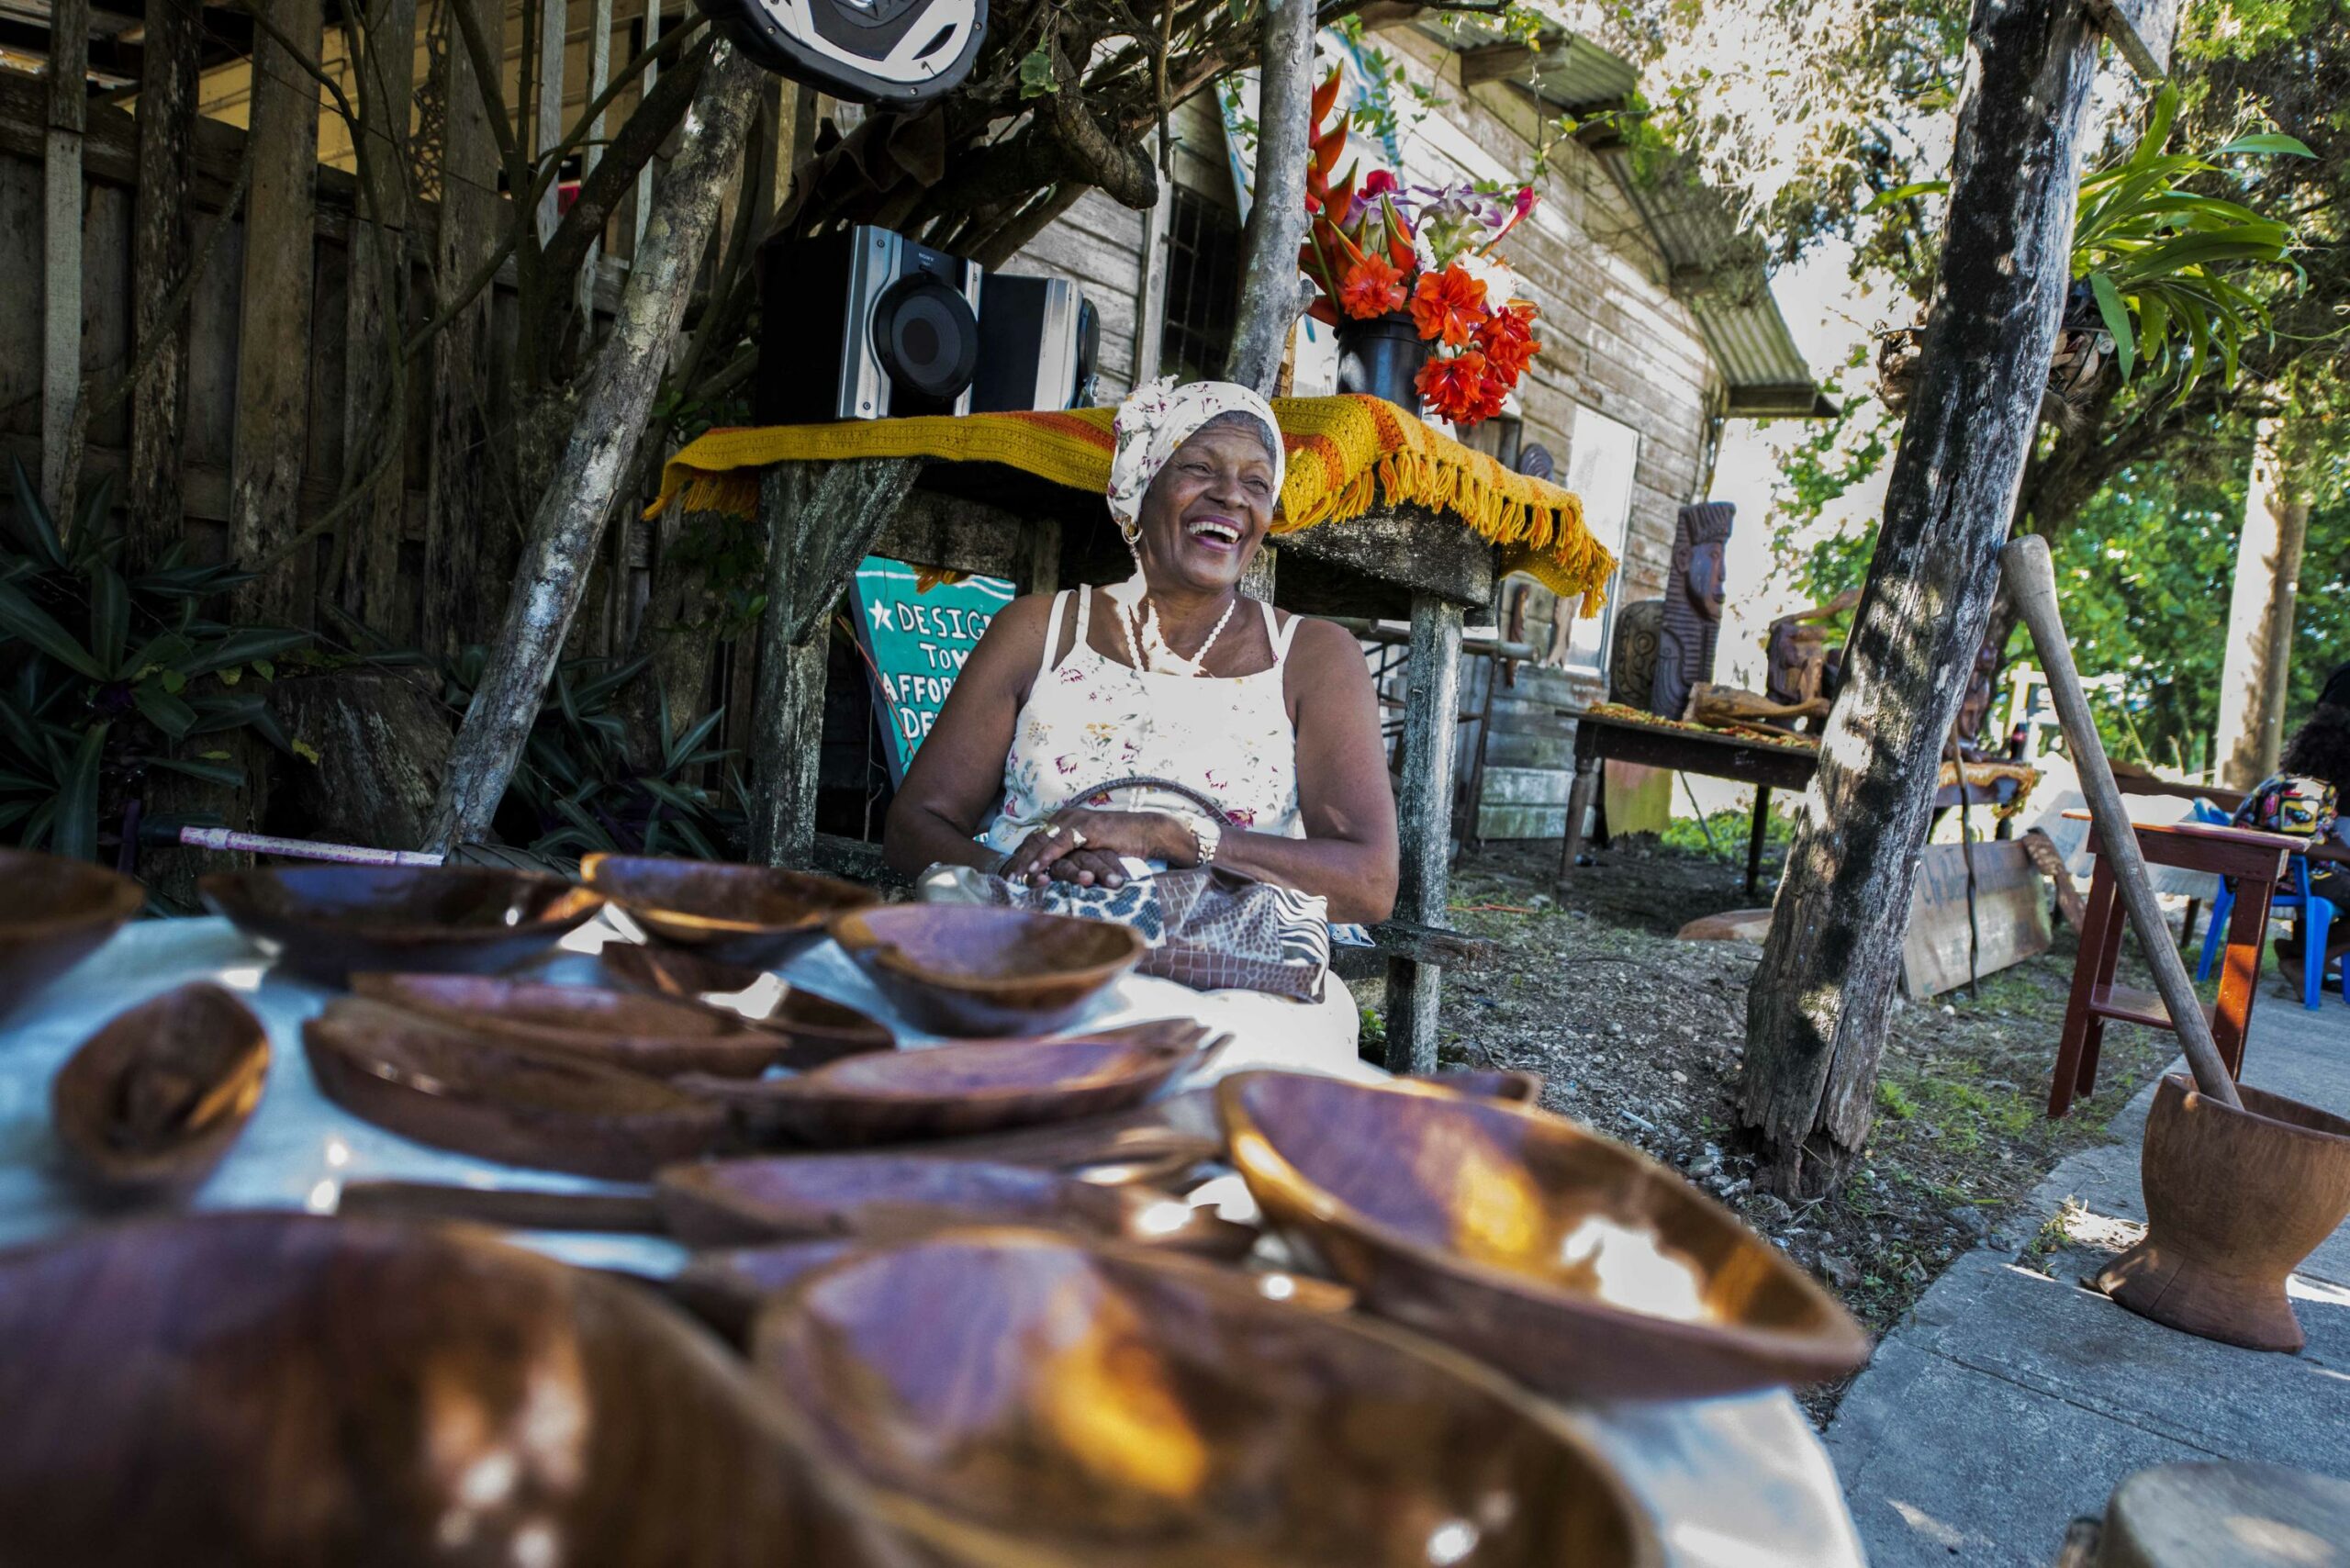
[970,275,1100,412]
[755,226,983,425]
[699,0,986,106]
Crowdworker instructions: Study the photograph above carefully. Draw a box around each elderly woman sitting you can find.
[883,380,1397,1070]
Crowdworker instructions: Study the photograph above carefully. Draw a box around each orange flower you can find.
[1416,350,1491,421]
[1410,263,1489,347]
[1476,300,1540,380]
[1338,253,1408,319]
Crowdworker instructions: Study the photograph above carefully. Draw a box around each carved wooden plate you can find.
[200,864,604,987]
[352,971,789,1078]
[679,1024,1210,1148]
[750,1230,1662,1567]
[0,1212,860,1564]
[827,904,1144,1036]
[1218,1070,1874,1401]
[50,982,268,1202]
[656,1153,1255,1259]
[582,854,878,970]
[304,997,737,1179]
[0,848,144,1021]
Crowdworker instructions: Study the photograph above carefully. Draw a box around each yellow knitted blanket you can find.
[648,395,1614,611]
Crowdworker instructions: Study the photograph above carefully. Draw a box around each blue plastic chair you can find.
[2199,831,2332,1011]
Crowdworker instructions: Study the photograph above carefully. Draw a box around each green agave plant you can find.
[1874,84,2310,406]
[0,460,313,863]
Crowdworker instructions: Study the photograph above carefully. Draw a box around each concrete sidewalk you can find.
[1825,989,2350,1565]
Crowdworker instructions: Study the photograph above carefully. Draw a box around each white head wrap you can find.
[1105,377,1286,535]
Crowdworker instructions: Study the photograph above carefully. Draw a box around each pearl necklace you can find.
[1117,590,1238,677]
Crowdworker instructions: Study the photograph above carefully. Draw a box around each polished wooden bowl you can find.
[582,854,878,970]
[827,904,1143,1036]
[657,1153,1255,1259]
[599,940,769,998]
[304,997,737,1179]
[679,1025,1202,1148]
[50,982,268,1202]
[1417,1068,1546,1104]
[352,971,789,1078]
[751,1230,1662,1567]
[0,847,144,1020]
[1219,1071,1874,1401]
[0,1212,857,1566]
[200,864,604,986]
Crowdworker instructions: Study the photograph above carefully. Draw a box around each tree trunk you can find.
[424,40,767,853]
[1222,0,1314,395]
[127,0,196,571]
[1740,0,2132,1199]
[2214,418,2306,788]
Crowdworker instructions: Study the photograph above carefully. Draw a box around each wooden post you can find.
[633,0,663,257]
[1222,0,1313,393]
[427,42,767,852]
[1385,591,1462,1073]
[1023,517,1062,597]
[230,0,325,623]
[2213,417,2307,789]
[41,0,88,523]
[340,0,420,630]
[422,9,503,658]
[127,0,196,566]
[1740,0,2177,1198]
[747,459,922,867]
[577,0,612,317]
[535,0,567,247]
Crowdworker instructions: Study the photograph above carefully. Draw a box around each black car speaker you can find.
[970,275,1100,413]
[700,0,986,106]
[756,226,983,424]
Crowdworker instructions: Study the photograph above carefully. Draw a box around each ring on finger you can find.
[1067,829,1089,847]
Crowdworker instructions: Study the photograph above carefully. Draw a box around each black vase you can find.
[1334,310,1430,409]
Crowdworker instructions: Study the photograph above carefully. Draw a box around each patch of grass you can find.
[1659,806,1797,861]
[1877,1081,1917,1119]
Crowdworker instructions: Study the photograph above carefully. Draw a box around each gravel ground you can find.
[1382,834,2191,1426]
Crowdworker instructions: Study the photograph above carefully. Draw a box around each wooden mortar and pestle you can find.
[2005,534,2350,1351]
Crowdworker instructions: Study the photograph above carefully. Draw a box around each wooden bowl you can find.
[750,1230,1662,1567]
[671,1239,860,1346]
[1416,1068,1546,1103]
[0,848,144,1021]
[50,982,268,1202]
[304,997,737,1179]
[827,904,1144,1036]
[352,971,789,1078]
[200,864,604,986]
[679,1026,1202,1148]
[0,1212,857,1565]
[656,1153,1256,1258]
[1218,1071,1874,1401]
[582,854,878,970]
[599,940,769,999]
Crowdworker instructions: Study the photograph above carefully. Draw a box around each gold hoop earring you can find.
[1118,521,1141,547]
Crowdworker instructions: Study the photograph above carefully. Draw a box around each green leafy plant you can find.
[0,462,312,862]
[1872,84,2310,406]
[442,649,744,861]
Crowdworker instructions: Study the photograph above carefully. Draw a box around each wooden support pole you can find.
[340,0,420,631]
[127,0,196,566]
[633,0,663,257]
[1222,0,1314,395]
[41,0,88,524]
[427,41,767,852]
[535,0,567,246]
[422,11,503,659]
[577,0,612,317]
[1740,0,2172,1198]
[747,459,922,867]
[230,0,325,623]
[1385,590,1462,1074]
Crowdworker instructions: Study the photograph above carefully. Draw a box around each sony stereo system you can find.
[756,226,1099,424]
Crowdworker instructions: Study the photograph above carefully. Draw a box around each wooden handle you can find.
[2001,534,2241,1107]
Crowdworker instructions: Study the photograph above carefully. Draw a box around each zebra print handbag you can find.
[930,775,1332,1002]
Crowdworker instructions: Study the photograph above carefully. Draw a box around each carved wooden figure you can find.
[1653,502,1735,720]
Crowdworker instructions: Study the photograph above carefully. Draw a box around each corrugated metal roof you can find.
[1419,14,1830,417]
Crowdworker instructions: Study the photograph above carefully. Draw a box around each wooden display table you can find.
[2048,815,2296,1118]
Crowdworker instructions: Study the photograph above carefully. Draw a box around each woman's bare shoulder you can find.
[1284,614,1371,669]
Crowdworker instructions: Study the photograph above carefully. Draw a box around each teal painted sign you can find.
[851,556,1016,783]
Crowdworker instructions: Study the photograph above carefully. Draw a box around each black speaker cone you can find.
[873,275,979,400]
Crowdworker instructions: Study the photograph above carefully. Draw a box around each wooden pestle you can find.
[2001,533,2241,1107]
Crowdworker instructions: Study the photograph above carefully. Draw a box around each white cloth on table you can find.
[0,914,1863,1568]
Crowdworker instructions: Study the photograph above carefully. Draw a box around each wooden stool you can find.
[2049,817,2296,1118]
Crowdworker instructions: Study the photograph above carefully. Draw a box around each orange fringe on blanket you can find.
[646,395,1615,612]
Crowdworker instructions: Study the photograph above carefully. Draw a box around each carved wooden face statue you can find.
[1684,543,1727,623]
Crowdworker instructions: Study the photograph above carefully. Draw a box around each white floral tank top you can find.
[981,585,1305,856]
